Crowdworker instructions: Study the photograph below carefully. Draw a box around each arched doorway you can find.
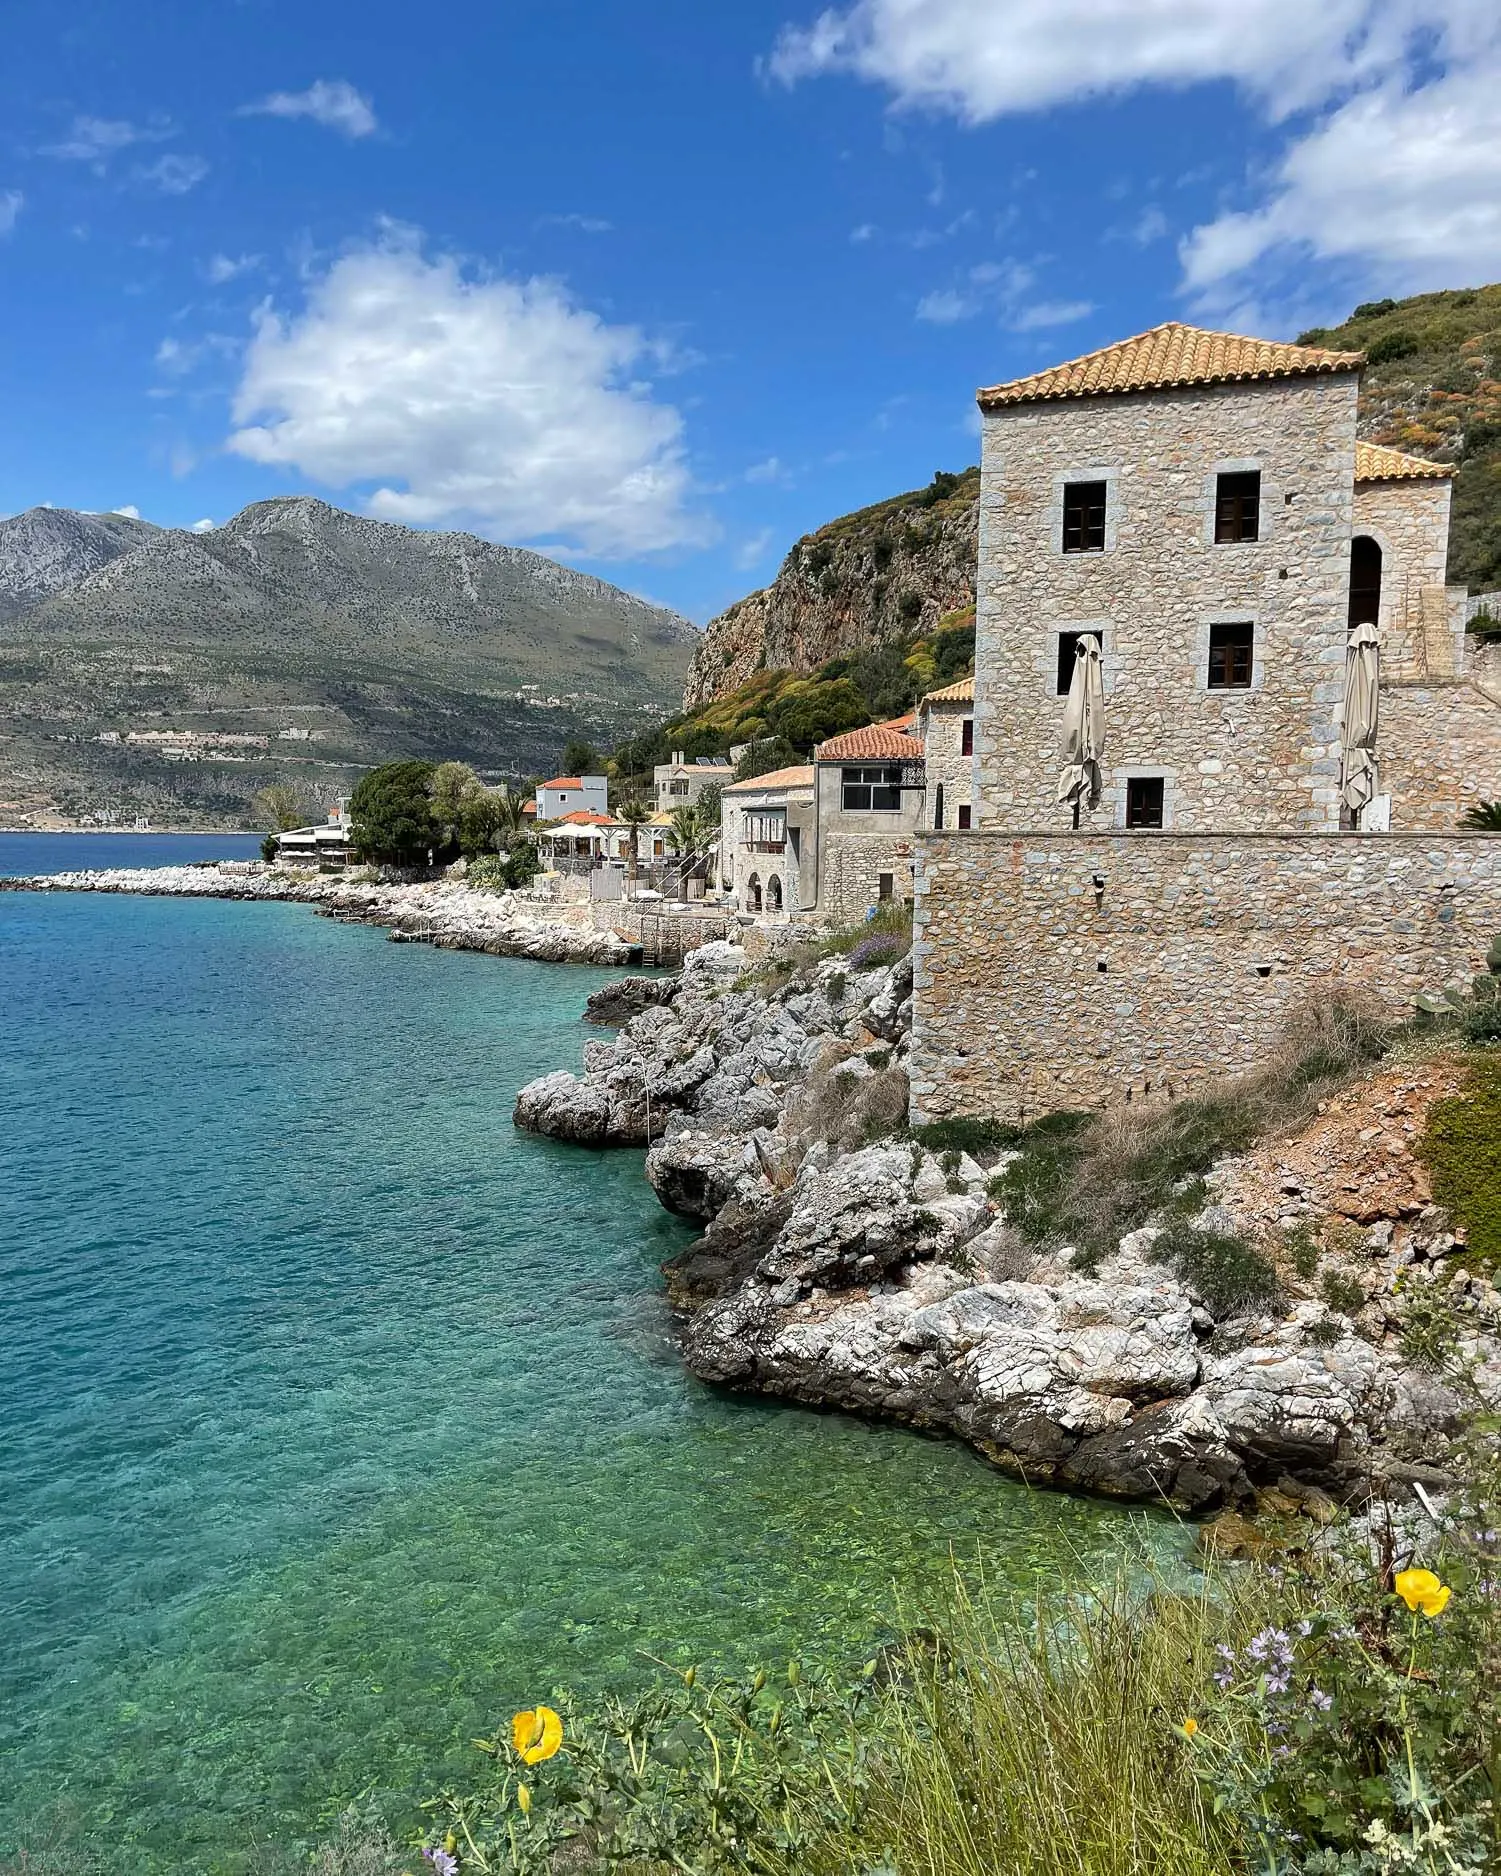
[746,872,762,913]
[1349,536,1382,630]
[767,874,783,914]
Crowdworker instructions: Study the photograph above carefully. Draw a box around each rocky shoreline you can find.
[516,942,1501,1514]
[0,863,639,966]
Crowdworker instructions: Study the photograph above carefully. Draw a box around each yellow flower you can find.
[1395,1568,1453,1617]
[1182,1716,1199,1739]
[511,1705,564,1764]
[517,1783,531,1816]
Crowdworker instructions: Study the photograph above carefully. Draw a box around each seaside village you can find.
[281,321,1500,1121]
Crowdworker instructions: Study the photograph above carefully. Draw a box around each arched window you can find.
[934,782,945,829]
[746,872,762,912]
[767,875,783,913]
[1349,536,1382,630]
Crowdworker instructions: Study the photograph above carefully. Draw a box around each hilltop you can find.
[686,285,1501,709]
[0,497,696,827]
[1297,283,1501,591]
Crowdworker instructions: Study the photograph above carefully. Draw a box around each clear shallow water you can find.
[0,831,263,875]
[0,873,1164,1872]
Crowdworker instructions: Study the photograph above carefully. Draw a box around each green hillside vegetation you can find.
[611,607,975,783]
[1300,283,1501,589]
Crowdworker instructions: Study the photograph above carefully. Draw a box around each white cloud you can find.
[735,528,776,569]
[0,190,21,235]
[537,213,613,234]
[916,286,976,324]
[226,230,706,557]
[1012,298,1094,330]
[850,221,877,242]
[242,79,378,139]
[767,0,1478,121]
[190,517,216,533]
[205,252,261,284]
[771,0,1501,304]
[111,504,141,519]
[42,115,173,166]
[135,154,209,196]
[1132,206,1169,246]
[1182,56,1501,301]
[745,455,789,483]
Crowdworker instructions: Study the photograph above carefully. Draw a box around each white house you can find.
[535,774,609,821]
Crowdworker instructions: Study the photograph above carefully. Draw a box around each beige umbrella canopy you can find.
[1339,622,1381,820]
[1056,633,1106,822]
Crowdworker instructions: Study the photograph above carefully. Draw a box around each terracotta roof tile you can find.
[723,764,815,794]
[552,809,614,826]
[815,716,923,762]
[1354,440,1455,482]
[920,676,975,706]
[977,322,1365,411]
[540,776,584,789]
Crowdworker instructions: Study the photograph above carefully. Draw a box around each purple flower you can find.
[1310,1687,1333,1711]
[424,1851,459,1876]
[1266,1673,1290,1695]
[1297,1619,1314,1638]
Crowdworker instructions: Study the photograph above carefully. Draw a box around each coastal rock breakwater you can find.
[516,944,1501,1511]
[0,863,636,966]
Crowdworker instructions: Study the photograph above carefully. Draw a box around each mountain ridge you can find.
[0,495,696,828]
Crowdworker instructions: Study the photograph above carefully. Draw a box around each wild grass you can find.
[991,996,1393,1272]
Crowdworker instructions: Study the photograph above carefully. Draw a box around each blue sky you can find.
[2,0,1498,622]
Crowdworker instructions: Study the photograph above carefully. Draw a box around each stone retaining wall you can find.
[909,830,1501,1123]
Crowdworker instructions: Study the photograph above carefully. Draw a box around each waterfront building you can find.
[535,774,609,821]
[653,751,733,813]
[909,321,1501,1122]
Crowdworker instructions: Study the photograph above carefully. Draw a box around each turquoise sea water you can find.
[0,872,1162,1871]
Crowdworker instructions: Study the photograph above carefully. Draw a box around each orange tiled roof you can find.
[1354,440,1455,482]
[816,715,922,762]
[977,322,1365,411]
[553,809,614,826]
[539,776,584,789]
[723,764,815,794]
[920,675,975,707]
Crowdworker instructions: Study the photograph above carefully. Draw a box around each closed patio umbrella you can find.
[1339,621,1381,822]
[1056,632,1106,826]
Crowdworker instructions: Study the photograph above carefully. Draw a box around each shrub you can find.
[848,932,906,970]
[1464,611,1501,644]
[911,1116,1022,1158]
[260,832,279,863]
[1367,328,1421,365]
[1284,1224,1323,1282]
[1154,1221,1279,1316]
[1419,1056,1501,1267]
[1319,1266,1367,1316]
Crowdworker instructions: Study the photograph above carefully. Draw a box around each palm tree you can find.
[492,784,530,845]
[667,802,702,857]
[1461,800,1501,832]
[616,796,653,900]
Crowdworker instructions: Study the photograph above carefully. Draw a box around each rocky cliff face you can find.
[516,946,1500,1512]
[0,507,161,621]
[684,472,979,708]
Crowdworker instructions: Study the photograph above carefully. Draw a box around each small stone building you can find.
[719,765,816,919]
[916,677,975,831]
[653,751,733,813]
[911,321,1501,1123]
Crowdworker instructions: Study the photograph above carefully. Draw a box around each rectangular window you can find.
[841,765,903,811]
[960,717,974,756]
[957,804,972,829]
[1062,480,1107,553]
[1215,470,1261,543]
[1207,620,1254,689]
[877,872,894,902]
[1125,776,1165,830]
[1056,630,1105,695]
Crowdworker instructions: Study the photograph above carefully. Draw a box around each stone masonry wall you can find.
[909,830,1501,1124]
[1382,684,1501,830]
[921,700,975,830]
[974,375,1361,836]
[1351,477,1453,678]
[819,831,917,925]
